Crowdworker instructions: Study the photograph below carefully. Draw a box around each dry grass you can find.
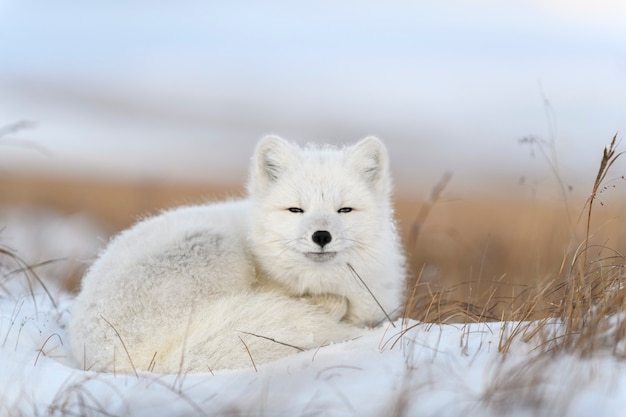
[2,120,624,327]
[2,139,626,326]
[392,135,626,415]
[402,134,626,362]
[2,125,626,415]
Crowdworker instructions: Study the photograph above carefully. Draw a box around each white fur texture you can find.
[69,136,405,373]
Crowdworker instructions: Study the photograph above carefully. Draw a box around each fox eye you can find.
[338,207,353,213]
[287,207,304,213]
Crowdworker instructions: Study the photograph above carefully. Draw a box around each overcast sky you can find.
[1,1,625,196]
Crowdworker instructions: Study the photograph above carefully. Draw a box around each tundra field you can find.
[2,142,626,416]
[2,168,625,308]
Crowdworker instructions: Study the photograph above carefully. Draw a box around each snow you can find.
[2,212,626,416]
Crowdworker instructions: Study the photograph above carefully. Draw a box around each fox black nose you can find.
[312,230,332,248]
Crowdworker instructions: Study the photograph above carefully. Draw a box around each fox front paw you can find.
[306,294,349,321]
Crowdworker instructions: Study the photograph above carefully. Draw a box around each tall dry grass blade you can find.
[100,315,139,378]
[146,378,211,417]
[0,120,50,155]
[0,120,37,137]
[347,262,396,327]
[518,135,573,228]
[238,331,305,352]
[238,335,258,372]
[148,352,158,373]
[34,333,63,366]
[407,171,452,254]
[581,133,623,271]
[0,247,59,310]
[172,309,199,387]
[551,133,626,356]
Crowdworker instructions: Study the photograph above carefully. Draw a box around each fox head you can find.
[247,135,399,309]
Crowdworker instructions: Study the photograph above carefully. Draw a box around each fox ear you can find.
[249,135,298,194]
[349,136,391,194]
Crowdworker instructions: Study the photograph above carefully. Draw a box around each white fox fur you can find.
[69,136,406,373]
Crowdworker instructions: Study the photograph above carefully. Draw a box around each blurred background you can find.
[1,1,625,301]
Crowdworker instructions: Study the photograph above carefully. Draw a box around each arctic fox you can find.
[69,135,406,373]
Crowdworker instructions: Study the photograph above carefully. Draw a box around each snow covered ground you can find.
[2,212,626,417]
